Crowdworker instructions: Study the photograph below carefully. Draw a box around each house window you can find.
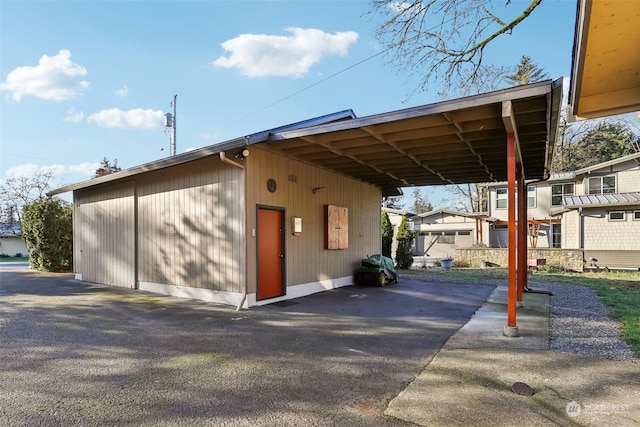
[634,211,640,221]
[551,183,575,206]
[496,187,535,209]
[608,211,625,221]
[437,234,455,244]
[527,185,536,208]
[458,231,471,235]
[496,188,507,209]
[551,223,561,248]
[588,175,616,194]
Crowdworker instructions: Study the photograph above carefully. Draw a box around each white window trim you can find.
[608,211,625,221]
[496,188,507,210]
[633,211,640,221]
[527,185,536,209]
[588,175,617,195]
[551,182,575,207]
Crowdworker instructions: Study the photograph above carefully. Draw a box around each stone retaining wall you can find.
[454,248,584,272]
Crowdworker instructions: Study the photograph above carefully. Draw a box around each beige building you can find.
[51,111,381,308]
[486,153,640,269]
[410,209,493,259]
[0,223,28,257]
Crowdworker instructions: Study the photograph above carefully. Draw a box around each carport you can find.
[263,79,564,336]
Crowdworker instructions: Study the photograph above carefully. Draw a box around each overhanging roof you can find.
[569,0,640,120]
[264,79,563,196]
[50,80,563,198]
[48,110,356,196]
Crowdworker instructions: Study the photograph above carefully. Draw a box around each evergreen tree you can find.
[395,216,415,269]
[505,56,549,86]
[381,210,394,258]
[552,121,636,172]
[22,198,73,272]
[93,157,122,178]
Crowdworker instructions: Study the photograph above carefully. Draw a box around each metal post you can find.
[517,163,527,305]
[505,132,519,337]
[171,94,177,156]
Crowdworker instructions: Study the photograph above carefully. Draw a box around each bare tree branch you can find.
[370,0,543,96]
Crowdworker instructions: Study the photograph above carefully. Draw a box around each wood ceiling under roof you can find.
[569,0,640,119]
[265,79,564,196]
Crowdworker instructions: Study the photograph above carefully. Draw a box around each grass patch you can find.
[400,268,640,357]
[0,256,28,263]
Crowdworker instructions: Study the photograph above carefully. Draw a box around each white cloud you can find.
[213,27,359,78]
[64,107,84,122]
[115,84,129,97]
[5,163,38,178]
[69,162,101,176]
[5,163,65,179]
[0,50,89,101]
[87,108,164,130]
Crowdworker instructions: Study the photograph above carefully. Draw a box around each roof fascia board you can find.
[573,152,640,176]
[567,0,591,121]
[269,81,556,141]
[47,138,247,196]
[48,110,358,196]
[245,109,357,145]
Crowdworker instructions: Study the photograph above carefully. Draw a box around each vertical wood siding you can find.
[74,182,135,287]
[136,157,245,292]
[246,147,381,294]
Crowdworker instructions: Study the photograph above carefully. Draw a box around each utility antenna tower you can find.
[164,94,177,156]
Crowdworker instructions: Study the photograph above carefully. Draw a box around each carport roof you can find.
[49,79,563,198]
[262,79,563,195]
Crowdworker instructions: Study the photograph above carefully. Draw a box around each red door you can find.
[257,208,285,300]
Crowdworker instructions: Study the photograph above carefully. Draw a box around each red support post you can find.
[517,163,527,304]
[505,133,518,336]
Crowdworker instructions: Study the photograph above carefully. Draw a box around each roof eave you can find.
[47,138,248,196]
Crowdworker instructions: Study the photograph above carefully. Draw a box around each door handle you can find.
[279,254,284,258]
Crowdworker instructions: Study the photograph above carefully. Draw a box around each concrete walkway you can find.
[386,285,640,426]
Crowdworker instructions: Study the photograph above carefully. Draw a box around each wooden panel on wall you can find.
[324,205,348,249]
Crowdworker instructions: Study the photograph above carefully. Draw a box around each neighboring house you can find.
[0,223,28,257]
[409,209,494,259]
[486,152,640,269]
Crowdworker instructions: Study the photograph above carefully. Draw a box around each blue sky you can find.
[1,0,623,207]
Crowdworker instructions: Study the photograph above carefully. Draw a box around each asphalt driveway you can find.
[0,264,494,426]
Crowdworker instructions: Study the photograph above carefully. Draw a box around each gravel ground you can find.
[547,282,639,363]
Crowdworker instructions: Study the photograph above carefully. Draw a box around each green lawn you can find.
[0,256,28,263]
[401,267,640,357]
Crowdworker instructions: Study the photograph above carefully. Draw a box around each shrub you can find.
[21,198,73,272]
[381,211,393,258]
[395,216,415,269]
